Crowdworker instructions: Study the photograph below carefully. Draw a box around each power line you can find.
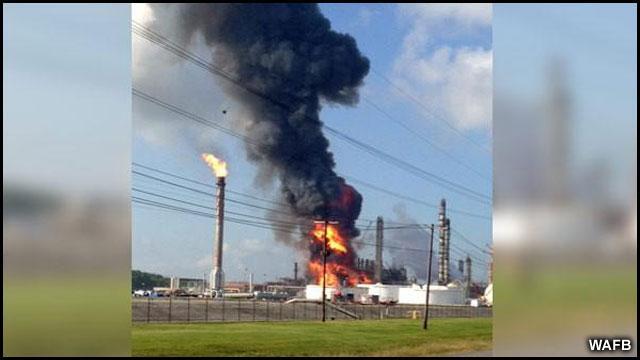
[133,196,437,254]
[362,96,491,182]
[132,88,259,146]
[133,86,491,207]
[450,227,492,256]
[343,175,491,221]
[449,242,489,266]
[369,67,491,154]
[323,127,490,205]
[132,164,434,227]
[133,162,289,208]
[323,126,491,205]
[133,183,425,232]
[132,22,492,257]
[133,195,490,268]
[132,188,302,228]
[132,21,492,206]
[132,170,292,214]
[133,196,298,231]
[133,165,491,254]
[132,89,492,218]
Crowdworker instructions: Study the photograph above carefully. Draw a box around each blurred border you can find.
[493,3,637,356]
[3,4,131,356]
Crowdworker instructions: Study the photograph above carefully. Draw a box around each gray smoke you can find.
[388,204,436,282]
[148,4,369,241]
[389,204,464,282]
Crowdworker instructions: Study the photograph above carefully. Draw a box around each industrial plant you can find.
[130,3,493,319]
[153,152,493,308]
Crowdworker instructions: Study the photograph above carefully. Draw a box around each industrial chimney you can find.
[211,175,226,294]
[464,255,472,298]
[438,199,449,285]
[444,218,451,284]
[375,216,384,283]
[201,153,228,296]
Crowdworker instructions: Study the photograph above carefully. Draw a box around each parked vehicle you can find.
[254,291,289,301]
[133,289,151,297]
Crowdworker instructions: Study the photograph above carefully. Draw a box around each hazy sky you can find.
[4,4,131,197]
[131,4,494,283]
[494,4,637,203]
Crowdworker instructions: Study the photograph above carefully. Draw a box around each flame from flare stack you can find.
[201,153,228,178]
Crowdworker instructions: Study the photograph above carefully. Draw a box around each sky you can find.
[131,4,494,284]
[494,4,637,204]
[4,4,131,197]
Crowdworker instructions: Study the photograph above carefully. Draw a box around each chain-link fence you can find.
[132,297,492,323]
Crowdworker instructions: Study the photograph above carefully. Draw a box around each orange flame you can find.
[311,223,347,254]
[308,260,372,287]
[308,222,372,287]
[201,153,228,178]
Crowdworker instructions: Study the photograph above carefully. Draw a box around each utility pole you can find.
[465,255,472,299]
[423,224,435,330]
[315,216,338,323]
[375,216,384,283]
[322,217,328,322]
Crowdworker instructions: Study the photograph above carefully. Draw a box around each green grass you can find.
[494,264,637,342]
[132,318,492,356]
[4,276,131,356]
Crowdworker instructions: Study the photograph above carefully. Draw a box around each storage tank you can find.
[430,285,464,305]
[358,283,400,303]
[340,286,368,300]
[398,284,423,305]
[305,285,337,301]
[397,284,465,305]
[483,283,493,306]
[378,285,400,303]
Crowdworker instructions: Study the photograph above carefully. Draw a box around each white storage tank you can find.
[430,285,464,305]
[339,286,368,300]
[398,284,426,305]
[305,284,337,301]
[357,283,400,303]
[397,284,465,305]
[378,284,400,303]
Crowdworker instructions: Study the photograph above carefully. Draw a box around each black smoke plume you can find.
[149,4,369,241]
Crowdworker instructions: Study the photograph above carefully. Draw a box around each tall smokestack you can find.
[294,262,298,281]
[201,153,228,295]
[375,216,383,283]
[465,255,472,298]
[444,218,451,284]
[212,176,225,293]
[438,199,448,285]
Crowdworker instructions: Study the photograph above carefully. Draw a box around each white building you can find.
[306,283,465,305]
[398,284,465,305]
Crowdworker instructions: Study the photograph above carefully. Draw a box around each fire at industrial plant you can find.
[148,4,373,288]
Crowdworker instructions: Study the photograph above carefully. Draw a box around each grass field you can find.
[132,318,492,356]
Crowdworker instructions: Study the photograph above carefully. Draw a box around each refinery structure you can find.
[303,197,491,306]
[131,4,493,310]
[175,150,492,307]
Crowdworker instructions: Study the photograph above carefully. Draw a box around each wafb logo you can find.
[587,337,633,352]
